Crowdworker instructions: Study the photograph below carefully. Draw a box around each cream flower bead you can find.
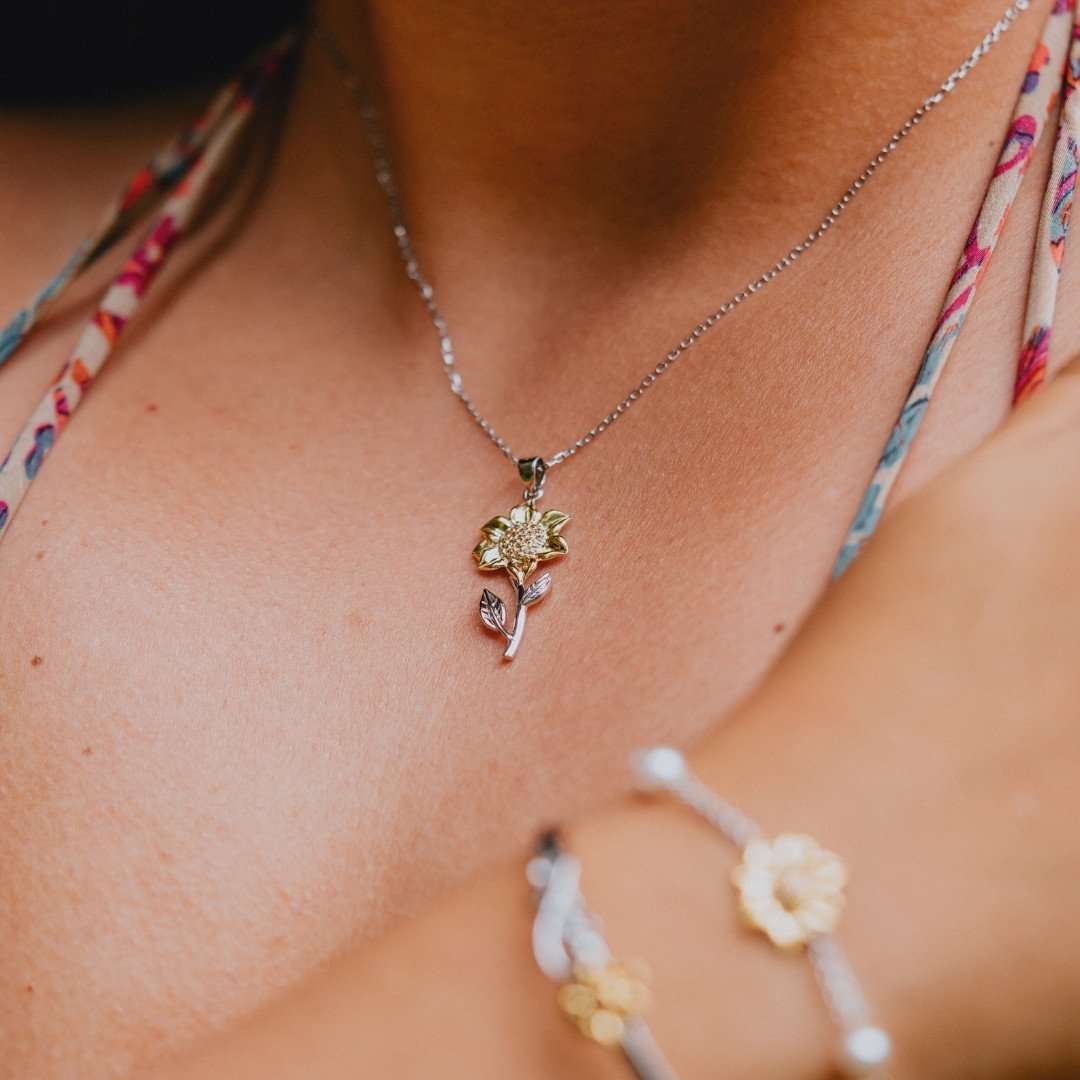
[557,961,651,1046]
[731,833,848,949]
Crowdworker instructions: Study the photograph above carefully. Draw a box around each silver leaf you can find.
[521,573,552,607]
[479,589,507,633]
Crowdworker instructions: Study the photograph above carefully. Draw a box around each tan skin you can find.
[143,360,1080,1079]
[0,0,1077,1073]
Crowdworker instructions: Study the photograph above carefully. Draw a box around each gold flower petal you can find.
[481,515,513,540]
[537,534,568,559]
[509,504,531,524]
[540,509,570,533]
[475,544,507,569]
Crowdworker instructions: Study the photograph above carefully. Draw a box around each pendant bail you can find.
[518,456,548,505]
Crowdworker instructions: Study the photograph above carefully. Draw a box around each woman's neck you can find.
[304,0,1046,363]
[322,0,1038,240]
[354,0,758,233]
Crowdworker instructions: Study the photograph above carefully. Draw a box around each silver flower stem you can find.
[504,581,527,660]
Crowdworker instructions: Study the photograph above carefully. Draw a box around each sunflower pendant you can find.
[471,501,570,660]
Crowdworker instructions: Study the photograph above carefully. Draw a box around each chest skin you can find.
[1,46,1077,1079]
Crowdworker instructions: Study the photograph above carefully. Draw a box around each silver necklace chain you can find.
[319,1,1030,474]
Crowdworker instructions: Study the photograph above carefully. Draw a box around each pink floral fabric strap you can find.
[834,0,1079,576]
[1014,14,1080,399]
[0,34,295,540]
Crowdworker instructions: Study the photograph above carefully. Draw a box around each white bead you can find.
[524,856,552,888]
[631,746,687,791]
[839,1026,893,1075]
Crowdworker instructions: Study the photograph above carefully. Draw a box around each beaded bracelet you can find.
[527,833,683,1080]
[633,746,894,1077]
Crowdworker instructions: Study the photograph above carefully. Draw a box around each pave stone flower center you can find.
[499,521,549,562]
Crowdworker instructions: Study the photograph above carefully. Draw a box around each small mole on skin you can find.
[30,655,43,667]
[40,519,48,527]
[35,550,44,560]
[146,403,159,413]
[81,746,93,756]
[25,986,33,994]
[773,622,786,634]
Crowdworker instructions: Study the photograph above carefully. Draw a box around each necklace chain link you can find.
[319,1,1031,472]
